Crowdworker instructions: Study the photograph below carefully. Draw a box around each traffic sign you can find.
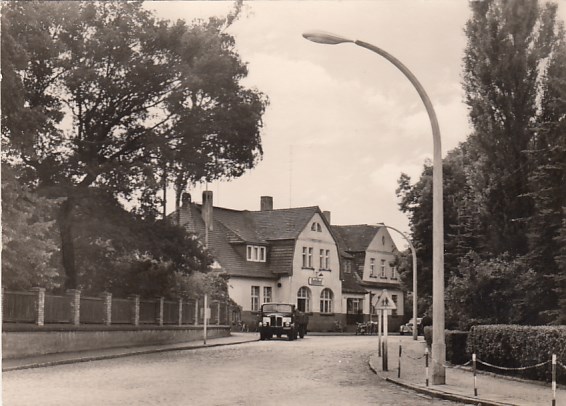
[373,289,397,310]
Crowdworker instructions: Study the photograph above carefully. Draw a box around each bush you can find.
[423,327,469,365]
[467,325,566,383]
[446,331,469,365]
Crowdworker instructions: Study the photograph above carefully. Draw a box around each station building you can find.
[176,192,404,332]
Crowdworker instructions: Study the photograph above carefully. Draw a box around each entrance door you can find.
[346,298,364,325]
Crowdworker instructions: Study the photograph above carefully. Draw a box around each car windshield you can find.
[262,304,293,313]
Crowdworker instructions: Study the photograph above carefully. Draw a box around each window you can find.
[311,222,322,232]
[344,260,352,274]
[325,250,330,269]
[247,245,266,262]
[319,249,324,269]
[302,247,313,268]
[347,298,362,314]
[381,259,386,277]
[263,287,272,304]
[391,265,397,279]
[251,286,260,311]
[311,223,317,231]
[320,289,333,313]
[370,258,376,277]
[382,236,386,245]
[297,287,311,312]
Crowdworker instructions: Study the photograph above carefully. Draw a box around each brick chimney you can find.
[260,196,273,211]
[202,191,213,231]
[323,211,331,224]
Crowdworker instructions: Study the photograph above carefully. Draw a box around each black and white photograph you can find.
[2,1,565,405]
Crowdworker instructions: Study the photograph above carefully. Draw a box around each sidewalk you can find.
[2,332,259,372]
[369,336,564,406]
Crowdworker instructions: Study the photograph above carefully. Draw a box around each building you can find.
[332,224,404,331]
[176,192,404,331]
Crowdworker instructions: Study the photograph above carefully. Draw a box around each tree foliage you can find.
[1,1,268,288]
[446,253,541,329]
[397,0,566,325]
[1,165,63,290]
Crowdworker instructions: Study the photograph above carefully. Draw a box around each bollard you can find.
[552,354,556,406]
[398,341,402,378]
[425,347,429,387]
[473,353,478,396]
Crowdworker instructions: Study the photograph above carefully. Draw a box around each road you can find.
[3,335,461,406]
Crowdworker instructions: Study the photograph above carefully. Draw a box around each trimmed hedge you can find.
[467,325,566,384]
[423,327,470,365]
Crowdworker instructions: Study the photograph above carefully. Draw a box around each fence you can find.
[394,342,565,405]
[2,288,232,327]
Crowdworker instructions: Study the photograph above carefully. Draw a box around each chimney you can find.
[323,211,331,224]
[202,191,213,231]
[181,192,192,207]
[260,196,273,211]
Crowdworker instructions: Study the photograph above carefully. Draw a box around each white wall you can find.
[228,277,277,311]
[289,213,343,313]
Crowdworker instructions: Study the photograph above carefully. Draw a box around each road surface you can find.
[3,335,462,405]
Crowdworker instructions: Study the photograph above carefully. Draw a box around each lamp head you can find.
[302,31,353,45]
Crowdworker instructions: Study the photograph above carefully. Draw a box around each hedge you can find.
[423,327,470,365]
[467,325,566,384]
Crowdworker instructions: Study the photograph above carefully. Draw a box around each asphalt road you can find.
[3,335,462,406]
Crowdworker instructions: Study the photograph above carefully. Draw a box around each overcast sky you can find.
[146,0,566,248]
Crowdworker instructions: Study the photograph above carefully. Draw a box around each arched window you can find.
[297,287,311,312]
[320,288,333,313]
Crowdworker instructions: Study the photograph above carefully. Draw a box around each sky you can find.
[146,0,565,248]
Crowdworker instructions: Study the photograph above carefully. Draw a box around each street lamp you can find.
[380,224,418,341]
[303,30,445,384]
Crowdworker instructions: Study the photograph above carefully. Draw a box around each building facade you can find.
[176,192,404,331]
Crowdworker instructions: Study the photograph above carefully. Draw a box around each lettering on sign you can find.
[308,277,323,286]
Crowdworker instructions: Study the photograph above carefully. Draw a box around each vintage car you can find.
[258,303,308,341]
[399,318,423,335]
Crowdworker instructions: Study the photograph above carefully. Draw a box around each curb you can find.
[368,357,514,406]
[3,338,259,372]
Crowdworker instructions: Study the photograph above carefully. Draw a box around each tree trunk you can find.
[59,197,77,290]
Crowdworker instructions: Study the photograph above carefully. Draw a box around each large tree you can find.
[1,2,268,288]
[463,0,560,256]
[398,0,566,323]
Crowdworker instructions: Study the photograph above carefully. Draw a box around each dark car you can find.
[258,303,308,341]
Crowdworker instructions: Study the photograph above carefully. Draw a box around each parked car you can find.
[399,318,423,335]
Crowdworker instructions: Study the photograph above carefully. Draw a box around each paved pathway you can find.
[369,336,564,406]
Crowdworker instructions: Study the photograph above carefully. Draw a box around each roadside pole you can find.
[204,294,208,345]
[377,309,382,357]
[374,289,396,371]
[383,308,389,371]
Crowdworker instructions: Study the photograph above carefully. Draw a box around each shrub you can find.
[467,325,566,383]
[423,327,469,365]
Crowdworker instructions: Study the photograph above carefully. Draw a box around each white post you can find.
[383,309,389,371]
[378,309,382,357]
[204,294,208,345]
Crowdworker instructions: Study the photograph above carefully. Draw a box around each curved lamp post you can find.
[303,31,445,384]
[380,224,418,341]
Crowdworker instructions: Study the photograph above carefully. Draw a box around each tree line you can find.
[396,0,565,328]
[1,1,268,300]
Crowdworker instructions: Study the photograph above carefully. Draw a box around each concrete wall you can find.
[2,326,230,359]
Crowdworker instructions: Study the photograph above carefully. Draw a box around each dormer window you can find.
[247,245,266,262]
[311,222,322,232]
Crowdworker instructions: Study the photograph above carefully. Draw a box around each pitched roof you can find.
[332,224,383,252]
[341,270,368,294]
[175,203,322,279]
